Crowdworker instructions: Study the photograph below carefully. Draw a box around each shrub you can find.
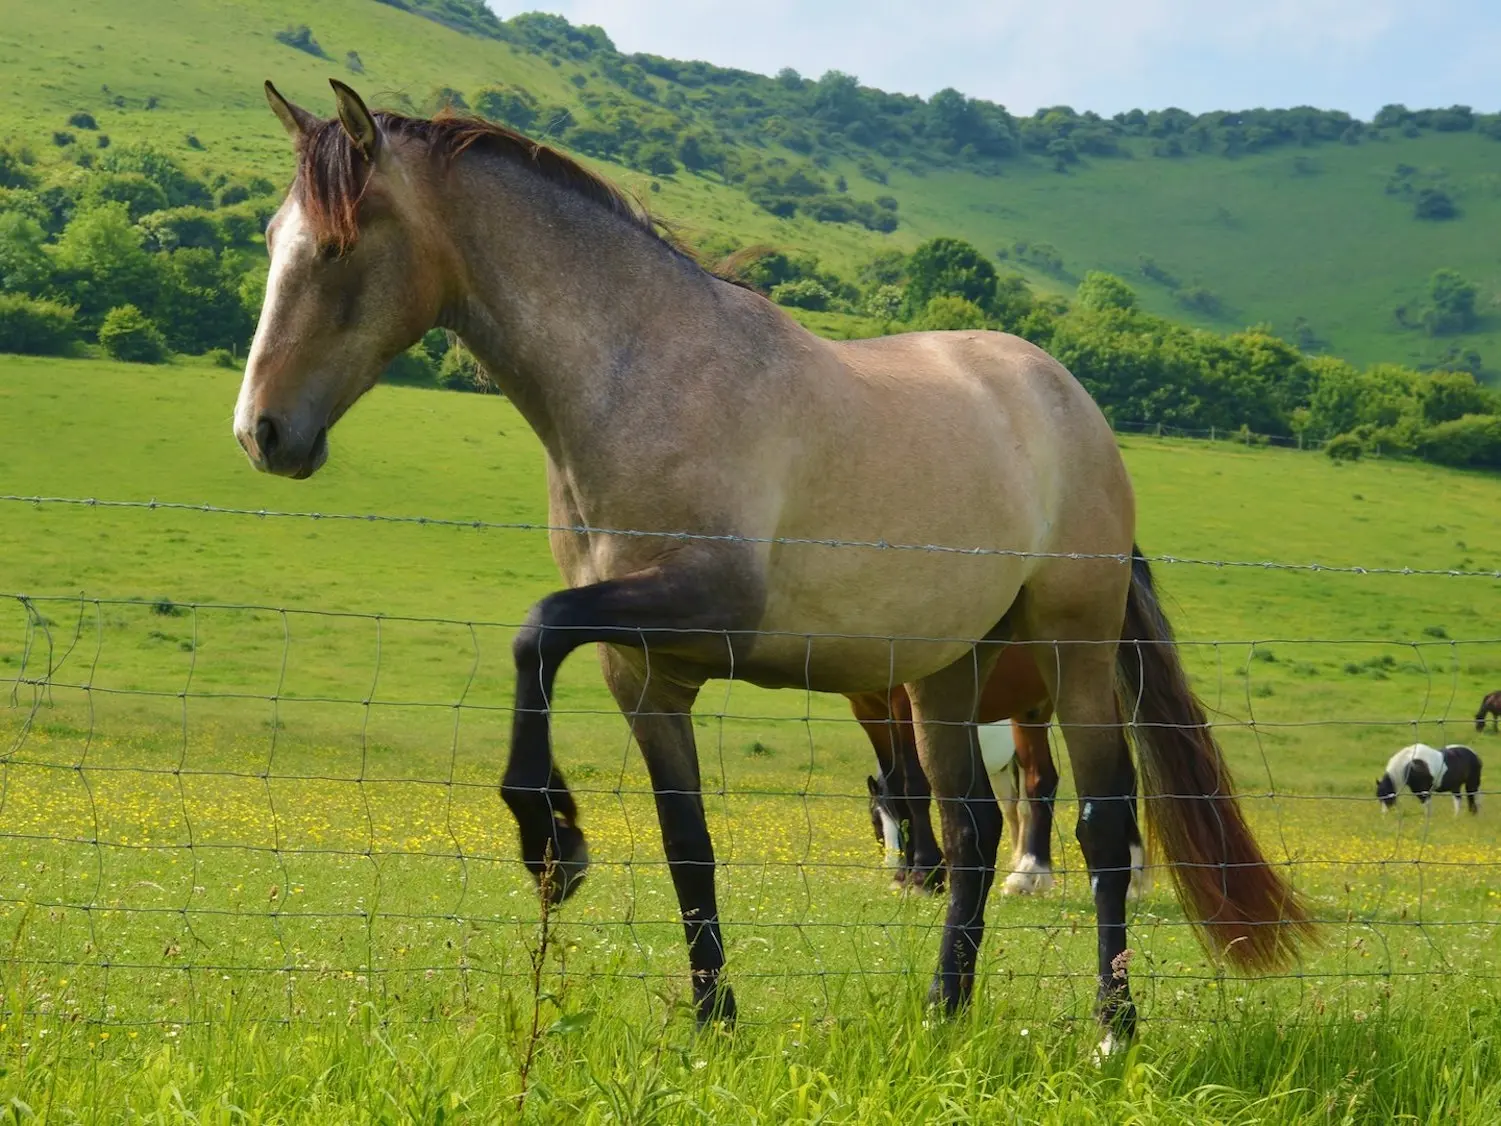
[205,347,237,369]
[99,304,169,363]
[275,25,328,58]
[138,207,221,252]
[68,112,98,130]
[1414,188,1457,220]
[770,279,834,311]
[0,294,78,355]
[1325,432,1363,461]
[52,131,76,147]
[438,344,490,392]
[80,171,168,221]
[1413,414,1501,468]
[921,295,987,331]
[638,146,677,176]
[345,50,364,74]
[382,346,438,386]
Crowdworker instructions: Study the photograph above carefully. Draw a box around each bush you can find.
[1413,414,1501,468]
[1325,432,1363,461]
[80,171,168,221]
[138,207,222,252]
[921,295,987,331]
[382,346,438,386]
[770,279,834,311]
[438,344,490,392]
[68,112,98,131]
[99,304,169,363]
[1414,188,1457,220]
[0,294,78,355]
[205,347,237,369]
[275,25,328,59]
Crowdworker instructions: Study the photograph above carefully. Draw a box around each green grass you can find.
[2,355,1501,1119]
[4,0,1501,382]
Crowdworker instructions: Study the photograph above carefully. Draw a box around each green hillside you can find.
[2,0,1500,377]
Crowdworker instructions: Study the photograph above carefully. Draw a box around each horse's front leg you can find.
[599,648,734,1025]
[499,562,759,1011]
[909,652,1002,1013]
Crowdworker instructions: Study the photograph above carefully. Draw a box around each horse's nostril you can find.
[255,416,279,460]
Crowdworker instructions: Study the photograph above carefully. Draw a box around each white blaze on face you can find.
[878,806,903,866]
[233,200,315,446]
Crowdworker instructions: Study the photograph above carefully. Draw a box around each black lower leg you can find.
[501,620,589,904]
[650,786,736,1025]
[929,793,1002,1011]
[897,737,945,889]
[1076,787,1138,1040]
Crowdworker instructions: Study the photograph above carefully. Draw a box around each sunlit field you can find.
[3,358,1501,1120]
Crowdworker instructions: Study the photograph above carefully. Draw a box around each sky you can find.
[486,1,1499,118]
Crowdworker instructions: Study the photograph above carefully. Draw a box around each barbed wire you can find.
[3,494,1499,577]
[3,580,1499,1036]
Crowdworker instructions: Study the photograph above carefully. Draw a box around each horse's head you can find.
[234,81,451,478]
[1375,773,1397,812]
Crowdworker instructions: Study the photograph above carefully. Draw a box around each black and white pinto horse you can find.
[1376,743,1483,814]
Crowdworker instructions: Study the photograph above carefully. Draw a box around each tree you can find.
[473,85,538,133]
[1076,271,1138,313]
[0,210,53,293]
[904,237,997,317]
[1424,269,1478,335]
[98,304,168,362]
[48,202,159,328]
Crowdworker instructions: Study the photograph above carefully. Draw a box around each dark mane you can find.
[295,110,748,287]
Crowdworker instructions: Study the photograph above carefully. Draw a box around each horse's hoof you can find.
[534,823,590,905]
[1002,856,1054,896]
[694,983,737,1029]
[904,869,943,896]
[1091,1030,1129,1066]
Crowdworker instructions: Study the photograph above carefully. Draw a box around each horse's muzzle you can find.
[237,413,329,479]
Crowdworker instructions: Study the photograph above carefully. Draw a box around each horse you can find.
[850,644,1149,898]
[1377,743,1482,814]
[233,80,1313,1049]
[1476,691,1501,733]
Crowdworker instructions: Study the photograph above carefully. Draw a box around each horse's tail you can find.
[1116,545,1316,972]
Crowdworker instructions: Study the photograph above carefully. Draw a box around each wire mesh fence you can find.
[2,498,1499,1038]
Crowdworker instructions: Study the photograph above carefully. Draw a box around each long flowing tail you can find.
[1116,545,1315,971]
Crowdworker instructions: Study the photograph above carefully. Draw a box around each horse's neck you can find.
[442,161,744,473]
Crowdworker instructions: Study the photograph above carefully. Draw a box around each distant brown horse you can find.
[1476,691,1501,733]
[851,644,1148,897]
[235,80,1312,1047]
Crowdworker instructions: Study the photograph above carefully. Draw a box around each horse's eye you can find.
[319,243,342,262]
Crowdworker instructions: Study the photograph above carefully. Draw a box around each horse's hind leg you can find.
[600,648,734,1025]
[909,649,1003,1013]
[1003,706,1059,896]
[1020,571,1140,1047]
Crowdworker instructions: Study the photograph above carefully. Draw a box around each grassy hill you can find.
[3,0,1501,378]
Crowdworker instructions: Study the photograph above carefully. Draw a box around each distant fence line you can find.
[2,494,1498,578]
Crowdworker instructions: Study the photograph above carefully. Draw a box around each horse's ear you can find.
[866,775,880,797]
[264,81,317,141]
[330,79,380,159]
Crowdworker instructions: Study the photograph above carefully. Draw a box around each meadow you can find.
[1,356,1500,1120]
[3,0,1501,377]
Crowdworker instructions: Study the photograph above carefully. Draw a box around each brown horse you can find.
[851,643,1150,898]
[1476,691,1501,733]
[234,80,1312,1047]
